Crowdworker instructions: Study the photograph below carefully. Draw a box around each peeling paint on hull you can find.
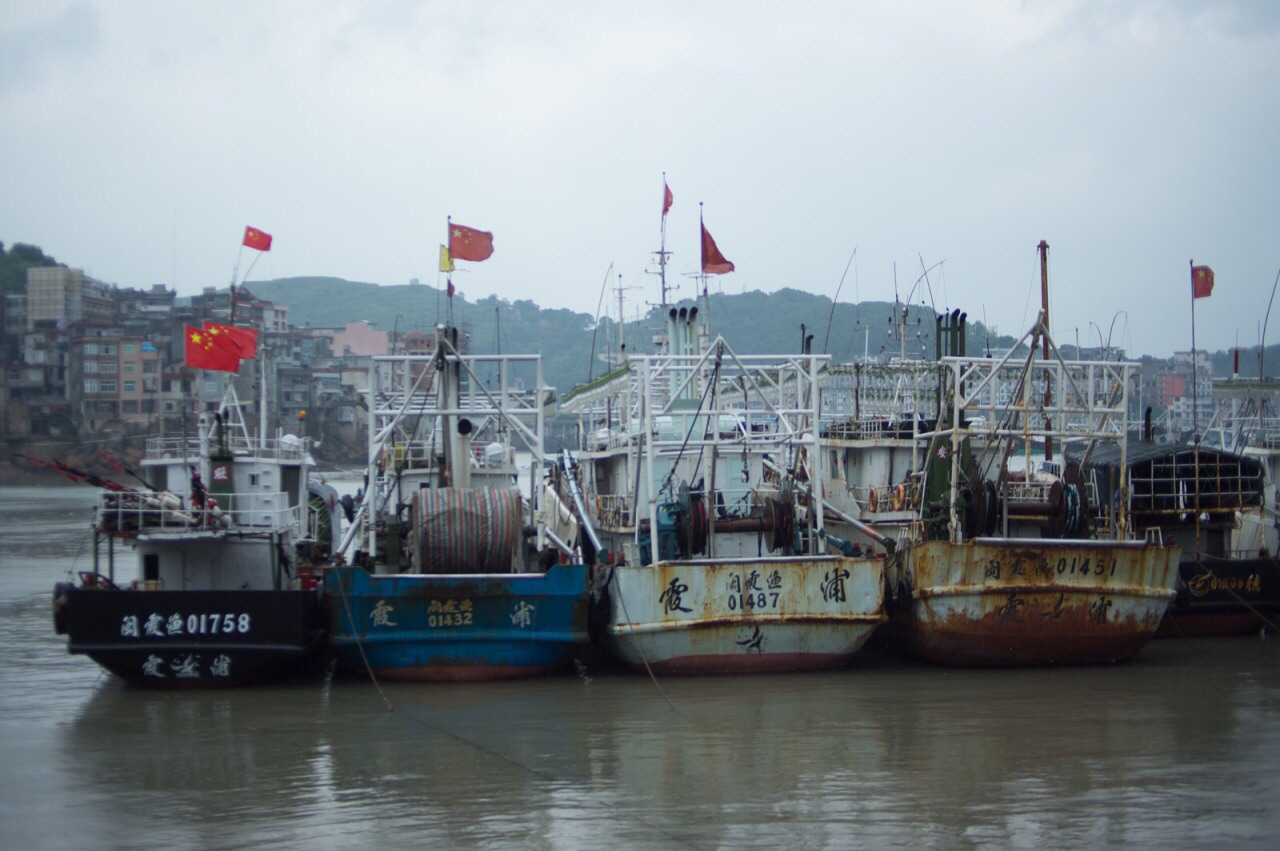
[597,555,886,675]
[892,538,1180,666]
[324,564,590,682]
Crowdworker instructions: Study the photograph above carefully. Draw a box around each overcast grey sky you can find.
[2,1,1277,357]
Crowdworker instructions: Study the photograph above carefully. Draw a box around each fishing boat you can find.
[1095,375,1280,636]
[323,326,590,682]
[819,243,1181,665]
[51,388,343,686]
[557,304,887,675]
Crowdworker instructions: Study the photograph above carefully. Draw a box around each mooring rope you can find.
[612,569,677,713]
[334,567,395,712]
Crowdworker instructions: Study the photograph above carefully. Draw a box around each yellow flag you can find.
[439,244,454,273]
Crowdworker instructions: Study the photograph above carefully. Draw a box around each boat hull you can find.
[594,555,886,675]
[890,538,1180,666]
[53,587,324,687]
[1157,555,1280,637]
[323,564,590,682]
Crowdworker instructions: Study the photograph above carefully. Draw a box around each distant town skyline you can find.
[2,2,1277,359]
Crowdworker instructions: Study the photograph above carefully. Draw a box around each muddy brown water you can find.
[3,485,1279,849]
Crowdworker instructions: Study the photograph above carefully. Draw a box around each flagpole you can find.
[446,216,454,328]
[698,202,709,332]
[659,175,669,308]
[1189,259,1203,563]
[1190,259,1198,441]
[260,341,268,447]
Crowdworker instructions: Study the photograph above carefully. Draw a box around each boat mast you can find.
[1039,240,1053,463]
[657,173,671,311]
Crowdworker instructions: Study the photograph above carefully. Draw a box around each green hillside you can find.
[245,276,1014,393]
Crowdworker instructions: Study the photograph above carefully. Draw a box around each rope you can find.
[658,355,720,500]
[1178,555,1280,635]
[388,698,697,848]
[612,569,677,713]
[334,568,395,712]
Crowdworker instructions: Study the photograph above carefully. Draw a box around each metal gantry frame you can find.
[340,335,550,563]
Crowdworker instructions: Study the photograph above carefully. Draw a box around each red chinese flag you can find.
[1192,265,1214,299]
[700,222,735,275]
[663,182,673,217]
[203,321,259,359]
[243,226,273,252]
[447,278,456,298]
[184,325,241,372]
[448,224,494,262]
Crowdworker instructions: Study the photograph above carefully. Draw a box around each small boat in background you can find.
[1100,376,1280,637]
[52,389,342,686]
[323,326,589,682]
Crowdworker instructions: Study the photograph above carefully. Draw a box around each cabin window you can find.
[249,474,260,487]
[143,554,159,581]
[829,450,841,480]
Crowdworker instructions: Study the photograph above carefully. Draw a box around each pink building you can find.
[330,321,388,357]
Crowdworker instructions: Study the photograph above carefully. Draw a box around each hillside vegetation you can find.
[245,276,1015,393]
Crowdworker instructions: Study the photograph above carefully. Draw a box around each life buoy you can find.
[868,488,879,512]
[893,484,906,511]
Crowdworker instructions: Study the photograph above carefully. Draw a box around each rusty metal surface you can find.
[597,555,886,674]
[891,538,1181,666]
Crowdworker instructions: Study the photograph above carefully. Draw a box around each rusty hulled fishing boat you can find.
[323,326,590,682]
[558,305,886,675]
[818,245,1180,665]
[51,389,342,686]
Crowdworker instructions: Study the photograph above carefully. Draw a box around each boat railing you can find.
[144,435,308,463]
[824,418,897,441]
[856,482,920,513]
[382,442,437,470]
[596,493,633,528]
[1004,479,1056,504]
[96,490,301,536]
[1143,527,1166,547]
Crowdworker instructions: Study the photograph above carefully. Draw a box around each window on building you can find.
[123,380,136,393]
[84,379,99,393]
[124,361,136,373]
[143,362,156,374]
[162,380,172,392]
[101,343,116,355]
[100,380,117,393]
[100,361,117,373]
[122,400,138,413]
[204,380,219,393]
[83,342,99,355]
[83,361,98,373]
[123,343,136,354]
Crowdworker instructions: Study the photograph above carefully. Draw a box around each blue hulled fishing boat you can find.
[324,326,589,682]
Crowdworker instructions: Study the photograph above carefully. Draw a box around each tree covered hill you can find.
[1,242,61,293]
[245,276,1016,394]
